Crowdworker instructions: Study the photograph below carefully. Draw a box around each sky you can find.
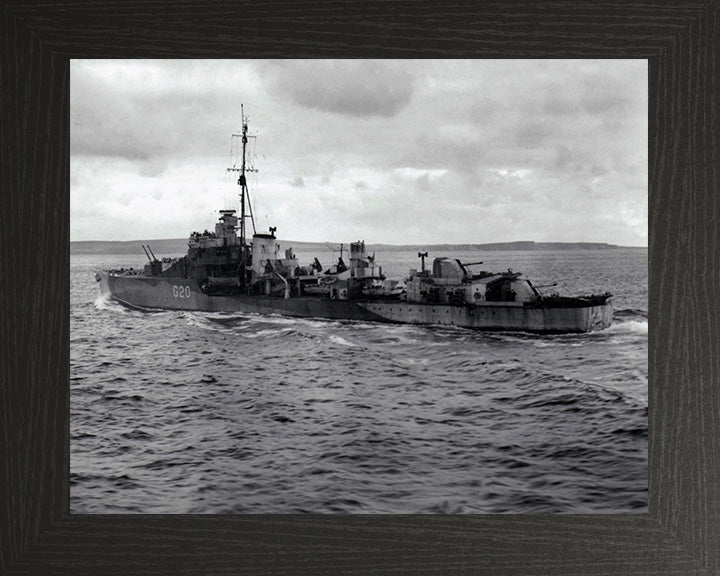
[70,59,647,246]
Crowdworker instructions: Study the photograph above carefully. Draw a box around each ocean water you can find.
[70,247,648,513]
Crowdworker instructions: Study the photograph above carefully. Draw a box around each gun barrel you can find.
[141,244,152,262]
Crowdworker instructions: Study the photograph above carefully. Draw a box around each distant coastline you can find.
[70,238,644,256]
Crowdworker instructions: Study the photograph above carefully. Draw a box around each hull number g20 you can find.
[173,285,192,298]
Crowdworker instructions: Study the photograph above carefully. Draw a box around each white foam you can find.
[184,314,224,331]
[243,327,296,339]
[328,335,357,347]
[604,320,648,335]
[245,314,337,331]
[93,294,131,314]
[93,294,111,310]
[397,356,429,366]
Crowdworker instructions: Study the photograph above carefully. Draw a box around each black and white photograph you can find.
[70,59,648,514]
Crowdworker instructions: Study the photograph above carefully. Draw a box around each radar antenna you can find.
[418,251,428,273]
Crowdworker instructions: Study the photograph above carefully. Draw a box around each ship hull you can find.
[356,300,612,333]
[97,272,612,333]
[96,272,387,322]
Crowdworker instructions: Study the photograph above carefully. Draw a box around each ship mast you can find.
[227,105,257,284]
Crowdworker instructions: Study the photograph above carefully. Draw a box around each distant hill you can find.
[366,241,624,252]
[70,238,191,256]
[70,238,635,256]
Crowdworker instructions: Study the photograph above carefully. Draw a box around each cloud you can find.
[71,155,229,241]
[70,60,261,163]
[70,59,647,246]
[515,122,554,149]
[265,60,415,118]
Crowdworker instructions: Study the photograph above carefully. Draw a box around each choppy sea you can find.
[71,247,647,513]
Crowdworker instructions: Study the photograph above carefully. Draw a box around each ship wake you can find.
[603,320,648,336]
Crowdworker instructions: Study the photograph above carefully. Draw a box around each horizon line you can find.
[69,237,648,249]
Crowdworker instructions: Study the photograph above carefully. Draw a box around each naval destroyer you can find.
[96,110,613,333]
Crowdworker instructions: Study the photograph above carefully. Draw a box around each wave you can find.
[254,314,332,327]
[327,335,357,347]
[183,312,237,332]
[605,320,648,336]
[93,293,113,310]
[242,327,297,339]
[614,308,648,320]
[93,294,136,315]
[203,313,251,326]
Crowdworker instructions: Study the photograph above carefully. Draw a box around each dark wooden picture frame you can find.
[2,2,717,574]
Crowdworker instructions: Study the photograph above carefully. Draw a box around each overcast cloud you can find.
[71,59,647,245]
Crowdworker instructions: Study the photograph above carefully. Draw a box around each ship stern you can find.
[588,298,614,332]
